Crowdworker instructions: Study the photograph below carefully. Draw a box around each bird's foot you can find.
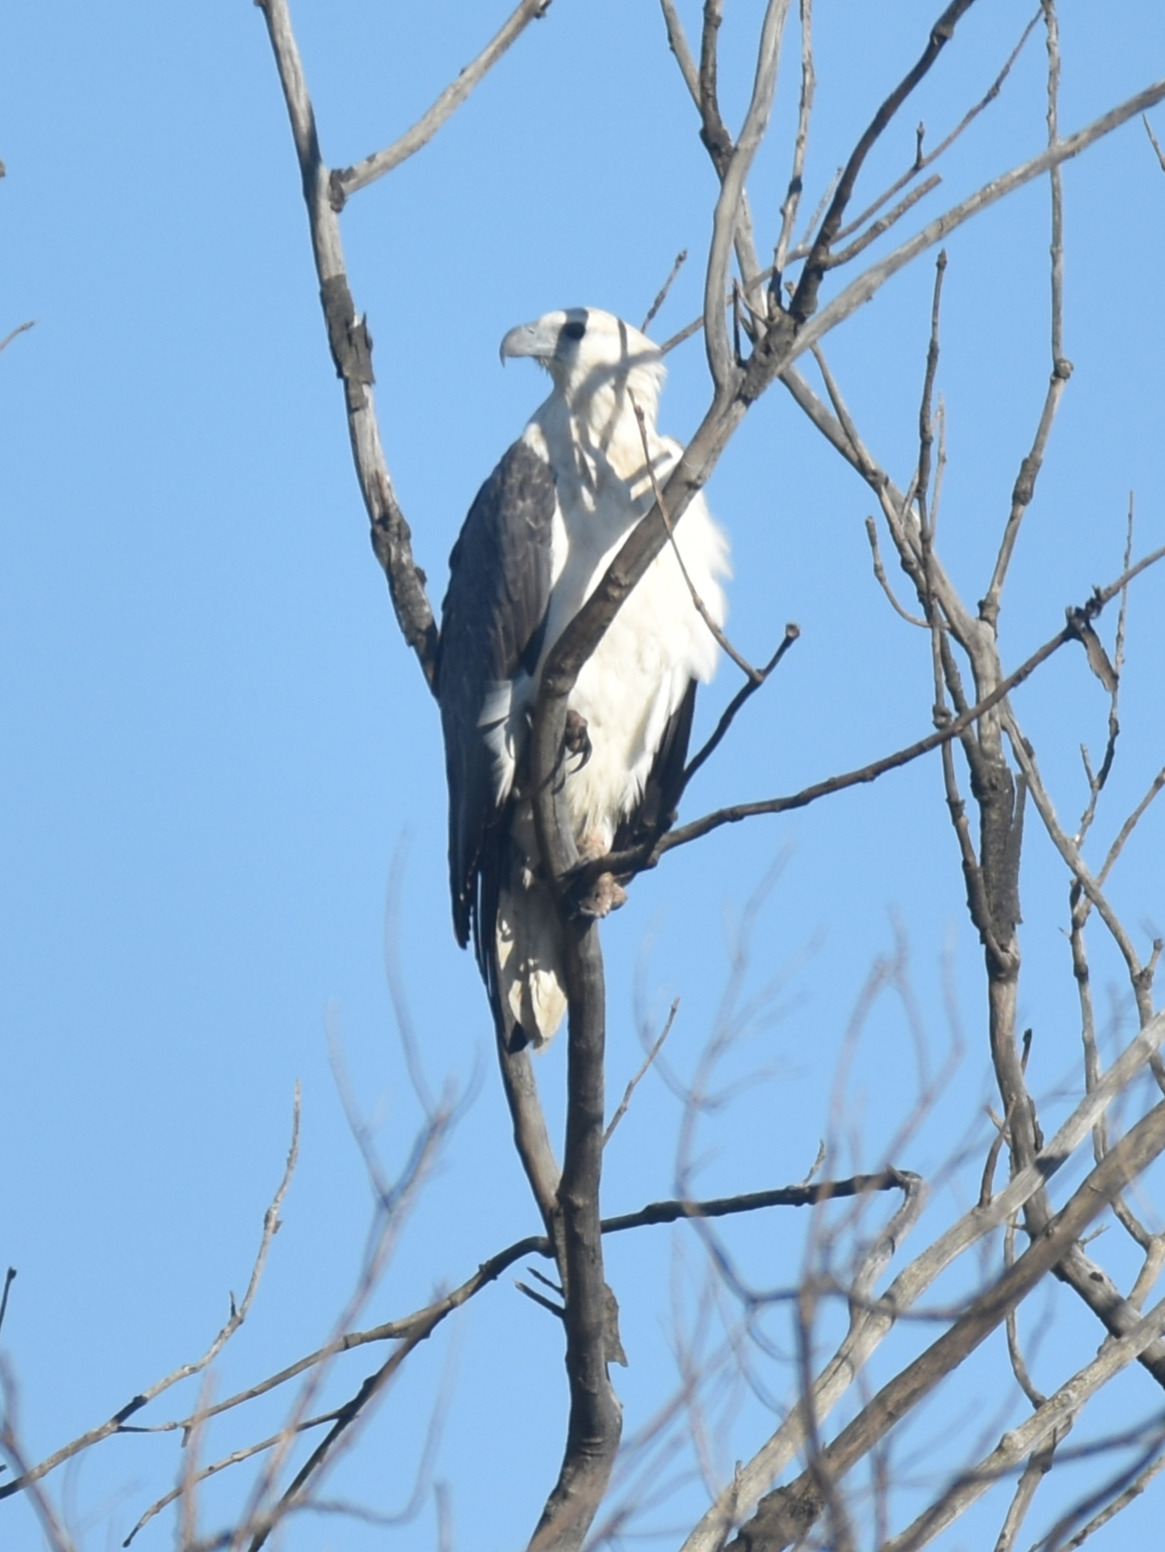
[572,870,628,919]
[563,709,592,767]
[570,831,627,917]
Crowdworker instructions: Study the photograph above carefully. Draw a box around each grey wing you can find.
[436,438,557,952]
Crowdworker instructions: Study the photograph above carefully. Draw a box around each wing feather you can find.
[611,678,697,855]
[436,439,557,950]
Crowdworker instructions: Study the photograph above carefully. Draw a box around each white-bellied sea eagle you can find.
[437,308,729,1050]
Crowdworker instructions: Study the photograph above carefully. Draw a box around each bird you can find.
[436,307,729,1051]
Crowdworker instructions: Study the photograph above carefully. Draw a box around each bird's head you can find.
[500,308,665,420]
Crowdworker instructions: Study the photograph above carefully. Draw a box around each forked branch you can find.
[329,0,555,207]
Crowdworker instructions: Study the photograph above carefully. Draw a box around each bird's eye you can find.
[561,320,586,342]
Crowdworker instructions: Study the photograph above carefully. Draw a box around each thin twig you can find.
[1144,112,1165,172]
[0,1366,80,1552]
[1005,715,1156,1025]
[659,0,699,99]
[865,518,927,625]
[0,321,35,355]
[810,344,880,480]
[0,1270,14,1339]
[821,9,1041,255]
[605,1000,680,1144]
[681,625,800,790]
[642,251,689,333]
[1004,1217,1047,1407]
[177,1372,214,1552]
[602,1172,911,1235]
[916,249,948,538]
[824,175,940,270]
[979,1105,1010,1208]
[1076,499,1132,843]
[629,392,758,678]
[1098,768,1165,889]
[241,1101,453,1552]
[790,0,981,324]
[0,1091,300,1500]
[702,0,790,387]
[624,550,1165,871]
[994,1433,1062,1552]
[773,0,815,277]
[682,1014,1165,1552]
[1030,1416,1165,1552]
[980,0,1072,625]
[1058,1436,1165,1548]
[125,1410,343,1546]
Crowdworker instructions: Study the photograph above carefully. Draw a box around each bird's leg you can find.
[557,712,624,916]
[570,830,628,919]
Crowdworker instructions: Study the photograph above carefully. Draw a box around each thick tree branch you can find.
[703,0,791,388]
[523,684,619,1549]
[255,0,438,687]
[882,1294,1165,1552]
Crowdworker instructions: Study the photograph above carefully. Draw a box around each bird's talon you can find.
[564,709,592,767]
[571,871,628,919]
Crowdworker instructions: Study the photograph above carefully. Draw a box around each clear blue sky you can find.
[3,3,1165,1548]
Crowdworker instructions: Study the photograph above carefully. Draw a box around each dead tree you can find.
[4,4,1165,1550]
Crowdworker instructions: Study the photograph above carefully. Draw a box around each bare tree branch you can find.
[0,1092,300,1501]
[1144,111,1165,172]
[0,320,34,355]
[703,0,792,388]
[681,1012,1165,1552]
[0,1269,14,1340]
[727,1100,1165,1552]
[789,0,981,325]
[545,75,1165,859]
[233,11,1165,1549]
[864,516,928,625]
[786,76,1165,373]
[883,1295,1165,1552]
[642,250,689,333]
[821,8,1041,257]
[773,0,815,277]
[254,0,439,686]
[980,1,1071,625]
[825,174,941,270]
[330,0,555,206]
[626,554,1165,868]
[605,999,680,1145]
[680,624,800,793]
[1057,1443,1165,1549]
[0,1367,80,1552]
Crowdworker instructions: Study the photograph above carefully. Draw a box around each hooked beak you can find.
[499,313,567,366]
